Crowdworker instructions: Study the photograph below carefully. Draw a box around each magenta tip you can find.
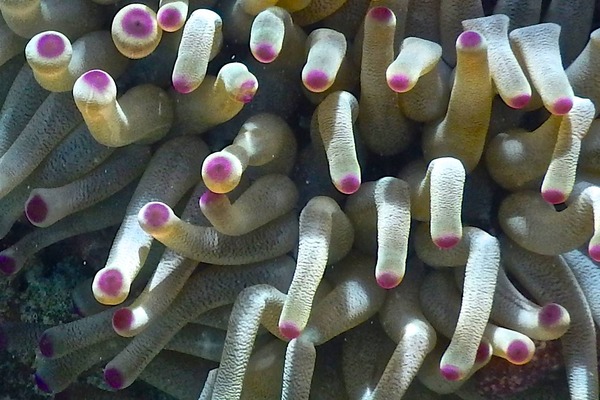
[199,190,224,207]
[458,30,482,48]
[82,69,112,91]
[112,308,134,332]
[279,320,301,340]
[368,6,394,22]
[303,69,330,92]
[440,364,462,381]
[506,340,531,364]
[337,174,361,195]
[34,372,52,393]
[38,332,54,358]
[588,244,600,262]
[538,303,564,327]
[36,32,66,58]
[0,254,17,276]
[433,234,461,250]
[157,7,183,31]
[204,155,234,182]
[121,7,155,38]
[376,271,402,289]
[475,342,491,363]
[236,79,257,103]
[507,93,531,109]
[97,269,124,298]
[141,202,171,228]
[172,76,195,94]
[25,194,48,224]
[551,96,573,115]
[104,367,125,389]
[252,43,278,63]
[541,188,566,205]
[388,74,411,93]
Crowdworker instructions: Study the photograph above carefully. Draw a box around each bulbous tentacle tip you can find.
[439,364,463,381]
[172,75,195,94]
[368,6,394,22]
[550,96,574,115]
[541,188,567,205]
[112,308,134,335]
[506,340,534,365]
[376,271,402,289]
[387,73,411,93]
[475,341,492,363]
[34,31,68,59]
[0,254,17,276]
[80,69,114,92]
[538,303,567,327]
[458,30,483,49]
[507,93,531,109]
[157,7,184,32]
[34,372,52,393]
[25,194,48,225]
[138,202,172,230]
[588,244,600,262]
[279,320,301,340]
[336,174,361,195]
[119,6,156,39]
[252,43,278,64]
[303,69,330,93]
[94,268,125,300]
[433,234,461,250]
[104,367,125,390]
[38,331,54,358]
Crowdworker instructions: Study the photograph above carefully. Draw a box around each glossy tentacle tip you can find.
[172,75,196,94]
[387,73,412,93]
[506,340,534,365]
[0,254,17,276]
[25,194,48,225]
[376,271,402,289]
[118,5,156,39]
[79,69,114,92]
[368,6,394,22]
[506,93,531,109]
[541,188,567,205]
[588,244,600,262]
[439,364,463,381]
[279,320,301,340]
[235,79,258,103]
[34,32,68,59]
[433,234,461,250]
[157,6,185,32]
[538,303,567,327]
[457,30,483,49]
[550,96,573,115]
[112,308,134,334]
[303,69,331,93]
[336,174,361,195]
[94,268,125,301]
[252,43,278,63]
[104,367,125,389]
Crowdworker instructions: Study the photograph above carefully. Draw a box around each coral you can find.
[1,1,600,400]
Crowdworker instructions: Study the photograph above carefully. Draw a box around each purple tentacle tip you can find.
[506,340,531,364]
[539,303,563,327]
[121,7,155,38]
[36,33,66,58]
[253,43,277,63]
[142,202,171,228]
[25,194,48,224]
[112,308,134,332]
[589,244,600,262]
[388,74,411,93]
[475,342,491,363]
[440,364,462,381]
[433,234,461,250]
[304,69,330,92]
[507,93,531,109]
[376,271,401,289]
[199,190,224,207]
[34,372,52,393]
[368,6,393,22]
[205,155,233,182]
[82,70,112,91]
[104,367,125,389]
[157,7,183,31]
[97,269,124,297]
[551,96,573,115]
[38,332,54,357]
[337,174,360,195]
[172,75,195,94]
[237,79,257,103]
[0,254,17,275]
[279,320,301,340]
[458,31,483,48]
[541,188,566,205]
